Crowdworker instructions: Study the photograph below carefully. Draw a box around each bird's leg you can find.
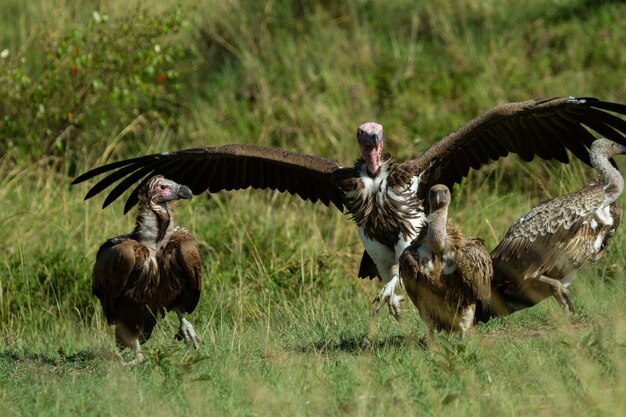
[123,339,145,366]
[457,305,475,340]
[174,309,199,349]
[373,272,406,320]
[536,275,576,314]
[115,324,145,366]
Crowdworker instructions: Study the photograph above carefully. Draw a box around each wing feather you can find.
[404,97,626,197]
[171,230,202,314]
[490,184,606,278]
[73,144,348,213]
[92,238,146,323]
[455,238,492,303]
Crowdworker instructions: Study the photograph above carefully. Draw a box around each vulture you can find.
[72,97,626,319]
[93,175,202,365]
[399,184,491,339]
[486,138,626,316]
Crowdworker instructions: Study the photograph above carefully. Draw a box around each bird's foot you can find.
[556,287,577,315]
[373,277,405,320]
[118,339,145,366]
[175,318,199,349]
[539,275,576,314]
[123,352,145,366]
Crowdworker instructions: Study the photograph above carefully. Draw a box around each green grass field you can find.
[1,0,625,415]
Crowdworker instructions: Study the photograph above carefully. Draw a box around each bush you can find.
[0,7,191,163]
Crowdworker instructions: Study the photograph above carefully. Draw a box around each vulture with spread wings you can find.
[74,97,626,319]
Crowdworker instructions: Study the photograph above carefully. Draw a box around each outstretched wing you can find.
[92,237,147,323]
[73,144,353,213]
[402,97,626,198]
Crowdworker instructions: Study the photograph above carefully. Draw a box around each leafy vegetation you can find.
[1,0,625,416]
[0,5,190,162]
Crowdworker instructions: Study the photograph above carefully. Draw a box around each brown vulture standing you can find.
[485,138,626,317]
[93,175,202,364]
[399,185,491,338]
[72,97,626,319]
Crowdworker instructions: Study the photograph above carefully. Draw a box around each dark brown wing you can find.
[73,144,353,213]
[456,237,492,303]
[92,237,147,323]
[401,97,626,198]
[164,229,203,314]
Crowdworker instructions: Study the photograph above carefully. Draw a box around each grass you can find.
[1,0,626,415]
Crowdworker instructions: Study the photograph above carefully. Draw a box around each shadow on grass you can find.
[293,332,429,354]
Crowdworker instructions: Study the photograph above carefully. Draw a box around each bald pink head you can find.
[357,122,384,174]
[147,175,193,204]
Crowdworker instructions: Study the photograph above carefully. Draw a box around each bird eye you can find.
[160,184,167,190]
[357,128,364,136]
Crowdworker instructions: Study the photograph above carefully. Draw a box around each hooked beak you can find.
[176,184,193,200]
[362,132,380,148]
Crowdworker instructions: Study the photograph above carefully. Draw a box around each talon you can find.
[372,297,383,314]
[398,278,405,290]
[388,294,405,321]
[564,295,577,315]
[175,312,200,349]
[372,277,403,318]
[123,353,145,366]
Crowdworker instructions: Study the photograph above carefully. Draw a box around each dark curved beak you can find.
[362,133,380,148]
[177,184,193,200]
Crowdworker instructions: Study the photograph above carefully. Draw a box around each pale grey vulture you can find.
[486,138,626,316]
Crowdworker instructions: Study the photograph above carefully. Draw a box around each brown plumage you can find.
[73,97,626,319]
[485,138,626,317]
[93,176,202,364]
[399,185,491,338]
